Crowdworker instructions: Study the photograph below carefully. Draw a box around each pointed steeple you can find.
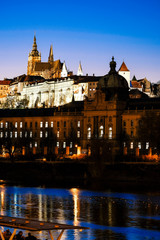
[29,35,40,57]
[48,44,54,62]
[119,61,129,72]
[77,61,83,76]
[61,61,68,77]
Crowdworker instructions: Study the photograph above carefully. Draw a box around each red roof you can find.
[119,62,129,71]
[0,80,11,85]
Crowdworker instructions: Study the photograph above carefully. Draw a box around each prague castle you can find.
[0,37,159,160]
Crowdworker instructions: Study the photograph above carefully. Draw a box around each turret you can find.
[118,61,130,88]
[48,45,54,62]
[77,62,83,76]
[61,61,68,77]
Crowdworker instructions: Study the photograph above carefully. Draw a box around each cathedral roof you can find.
[119,61,129,72]
[34,60,62,72]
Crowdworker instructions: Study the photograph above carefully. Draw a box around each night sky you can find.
[0,0,160,82]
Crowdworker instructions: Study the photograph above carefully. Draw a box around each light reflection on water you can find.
[0,185,160,239]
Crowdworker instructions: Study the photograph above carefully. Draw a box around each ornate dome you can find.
[98,57,129,100]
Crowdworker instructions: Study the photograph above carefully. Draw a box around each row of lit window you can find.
[87,126,112,139]
[124,142,149,149]
[0,121,81,129]
[123,119,143,127]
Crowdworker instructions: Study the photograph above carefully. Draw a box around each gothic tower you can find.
[48,45,54,62]
[27,35,41,75]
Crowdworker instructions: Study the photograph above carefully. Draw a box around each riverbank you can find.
[0,160,160,191]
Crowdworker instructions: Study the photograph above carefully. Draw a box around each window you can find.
[131,130,133,137]
[45,132,48,138]
[30,131,32,138]
[25,132,27,138]
[64,131,66,138]
[138,142,141,149]
[51,121,53,128]
[40,131,43,138]
[35,122,37,128]
[35,132,37,138]
[15,132,17,138]
[15,122,18,128]
[123,121,126,127]
[40,122,43,128]
[57,142,59,148]
[35,142,37,148]
[5,122,8,128]
[123,142,126,147]
[130,142,133,149]
[131,120,134,127]
[77,121,80,127]
[10,132,12,138]
[25,122,27,128]
[109,127,112,139]
[63,142,66,148]
[30,143,32,148]
[99,126,104,138]
[57,131,59,138]
[0,132,3,138]
[45,122,48,128]
[77,131,80,138]
[20,122,23,128]
[57,121,59,128]
[64,121,66,128]
[0,122,3,128]
[30,122,32,128]
[70,142,73,148]
[87,127,91,139]
[20,132,22,138]
[109,116,112,122]
[146,142,149,149]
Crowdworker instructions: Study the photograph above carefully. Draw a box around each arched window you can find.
[87,127,91,139]
[109,127,112,139]
[99,125,104,138]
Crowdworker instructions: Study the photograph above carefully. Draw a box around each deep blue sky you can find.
[0,0,160,82]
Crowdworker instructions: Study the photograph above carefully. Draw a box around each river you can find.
[0,185,160,239]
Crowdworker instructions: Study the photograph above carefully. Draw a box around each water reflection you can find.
[0,186,160,239]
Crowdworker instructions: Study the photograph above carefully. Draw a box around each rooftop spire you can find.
[48,44,54,62]
[61,61,68,77]
[29,35,40,57]
[119,61,129,72]
[77,61,83,76]
[109,56,117,74]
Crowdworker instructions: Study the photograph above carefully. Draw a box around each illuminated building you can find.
[0,57,159,159]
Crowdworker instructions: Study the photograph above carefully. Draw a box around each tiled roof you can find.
[131,80,142,88]
[0,80,11,85]
[119,61,129,72]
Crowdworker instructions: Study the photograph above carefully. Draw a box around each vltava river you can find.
[0,186,160,239]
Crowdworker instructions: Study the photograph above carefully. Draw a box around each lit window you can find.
[30,143,32,148]
[5,122,8,128]
[15,122,18,128]
[146,142,149,149]
[57,131,59,138]
[130,142,133,149]
[15,132,17,138]
[138,142,141,149]
[63,142,66,148]
[40,122,43,128]
[77,131,80,138]
[77,121,80,127]
[40,131,43,138]
[0,132,3,138]
[123,142,126,147]
[93,88,95,91]
[45,131,48,138]
[25,132,27,138]
[51,121,53,128]
[30,131,32,138]
[87,127,91,139]
[10,132,12,138]
[70,142,72,148]
[45,122,48,128]
[35,142,37,147]
[109,127,112,139]
[0,122,3,128]
[20,132,22,138]
[20,122,23,128]
[57,142,59,148]
[99,126,104,138]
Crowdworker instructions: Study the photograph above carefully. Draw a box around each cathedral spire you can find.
[48,44,54,62]
[77,61,83,76]
[29,35,40,56]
